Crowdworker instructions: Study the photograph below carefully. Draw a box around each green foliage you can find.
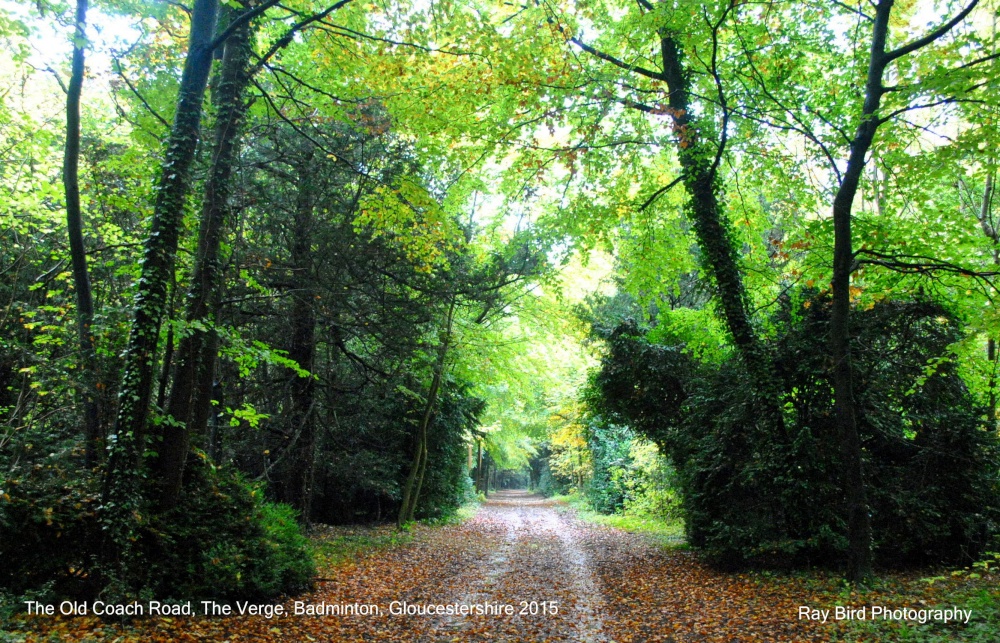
[141,459,313,601]
[0,452,313,604]
[579,420,681,520]
[835,563,1000,642]
[622,439,681,520]
[414,383,484,521]
[583,422,633,514]
[0,459,100,598]
[591,294,1000,568]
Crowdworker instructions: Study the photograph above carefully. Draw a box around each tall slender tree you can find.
[104,0,221,494]
[827,0,980,582]
[63,0,100,467]
[154,6,256,509]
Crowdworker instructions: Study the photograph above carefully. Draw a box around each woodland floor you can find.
[3,490,849,642]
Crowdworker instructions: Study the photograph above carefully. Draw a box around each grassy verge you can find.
[827,557,1000,643]
[550,492,685,547]
[424,501,480,527]
[309,524,414,571]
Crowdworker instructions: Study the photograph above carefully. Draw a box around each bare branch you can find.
[569,37,664,81]
[882,0,979,63]
[638,175,683,211]
[704,3,732,178]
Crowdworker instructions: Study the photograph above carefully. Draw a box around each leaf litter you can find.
[6,491,847,642]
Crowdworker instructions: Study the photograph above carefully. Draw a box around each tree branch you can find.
[210,0,284,52]
[832,0,874,21]
[882,0,979,63]
[114,62,171,129]
[249,0,356,74]
[638,175,683,211]
[569,37,664,81]
[856,248,1000,281]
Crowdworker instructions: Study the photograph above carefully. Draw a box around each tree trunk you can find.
[104,0,219,488]
[155,7,255,509]
[398,298,456,526]
[828,2,898,583]
[281,155,318,520]
[155,276,175,409]
[655,32,794,450]
[63,0,100,467]
[100,0,219,587]
[977,173,998,420]
[990,338,997,422]
[657,35,759,362]
[475,439,483,493]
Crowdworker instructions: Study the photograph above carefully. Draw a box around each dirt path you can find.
[10,491,830,642]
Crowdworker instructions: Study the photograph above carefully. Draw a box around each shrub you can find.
[1,452,313,604]
[143,457,314,601]
[0,459,100,598]
[591,295,1000,568]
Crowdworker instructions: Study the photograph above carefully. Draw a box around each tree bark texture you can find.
[155,8,255,509]
[64,0,100,467]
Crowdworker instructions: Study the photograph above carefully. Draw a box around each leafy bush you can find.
[591,295,1000,568]
[143,458,313,600]
[622,439,681,520]
[581,421,681,519]
[584,422,634,513]
[1,451,313,604]
[0,459,100,598]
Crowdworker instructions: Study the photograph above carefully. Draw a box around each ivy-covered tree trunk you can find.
[100,0,219,590]
[654,31,793,453]
[155,8,255,509]
[63,0,100,467]
[104,0,219,476]
[281,156,318,520]
[657,34,760,364]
